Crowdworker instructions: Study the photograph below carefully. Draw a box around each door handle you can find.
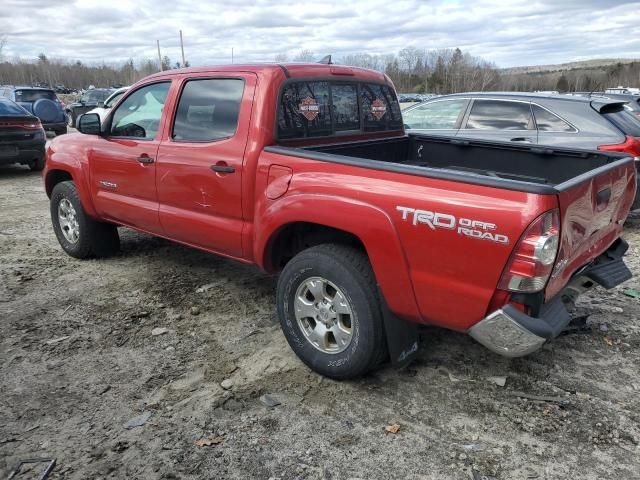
[511,137,532,143]
[137,155,154,164]
[210,164,235,174]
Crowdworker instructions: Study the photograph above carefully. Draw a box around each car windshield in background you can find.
[603,110,640,138]
[15,89,56,102]
[82,90,111,103]
[105,91,125,108]
[0,100,29,116]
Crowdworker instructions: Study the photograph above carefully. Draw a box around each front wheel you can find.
[50,181,120,258]
[276,244,386,379]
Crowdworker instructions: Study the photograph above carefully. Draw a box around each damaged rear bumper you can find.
[469,239,632,357]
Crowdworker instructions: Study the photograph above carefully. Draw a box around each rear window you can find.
[0,100,28,116]
[15,89,56,102]
[603,110,640,137]
[278,80,401,139]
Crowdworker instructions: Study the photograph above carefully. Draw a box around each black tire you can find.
[277,244,386,379]
[50,181,120,259]
[54,127,67,136]
[29,156,45,171]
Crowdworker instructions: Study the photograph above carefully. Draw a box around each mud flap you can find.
[379,291,420,368]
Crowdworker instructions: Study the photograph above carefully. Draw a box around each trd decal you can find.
[396,206,510,244]
[98,181,118,189]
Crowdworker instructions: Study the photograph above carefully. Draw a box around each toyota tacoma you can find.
[43,63,635,378]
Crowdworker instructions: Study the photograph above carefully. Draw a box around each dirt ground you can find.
[2,164,640,480]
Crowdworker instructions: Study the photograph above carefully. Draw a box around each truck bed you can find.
[267,134,628,194]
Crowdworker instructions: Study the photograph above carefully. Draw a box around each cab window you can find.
[110,82,170,139]
[172,78,244,142]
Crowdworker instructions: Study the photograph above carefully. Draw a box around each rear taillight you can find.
[598,136,640,159]
[0,120,42,129]
[498,210,560,293]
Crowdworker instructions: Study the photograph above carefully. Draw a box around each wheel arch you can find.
[45,165,98,218]
[255,194,421,322]
[45,169,73,197]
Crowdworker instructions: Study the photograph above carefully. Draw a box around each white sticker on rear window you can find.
[371,98,387,119]
[299,97,319,121]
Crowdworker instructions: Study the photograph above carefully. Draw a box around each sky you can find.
[1,0,639,68]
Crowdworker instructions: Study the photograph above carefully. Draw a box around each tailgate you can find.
[546,156,636,299]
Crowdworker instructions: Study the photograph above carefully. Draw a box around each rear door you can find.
[546,156,636,299]
[402,98,468,137]
[155,73,256,258]
[459,99,537,144]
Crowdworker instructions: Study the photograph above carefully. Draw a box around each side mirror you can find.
[77,113,101,135]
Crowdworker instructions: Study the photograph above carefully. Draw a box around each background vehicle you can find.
[570,92,640,119]
[0,86,67,136]
[84,87,129,123]
[0,97,46,170]
[606,87,640,95]
[403,92,640,207]
[65,88,114,127]
[43,64,635,379]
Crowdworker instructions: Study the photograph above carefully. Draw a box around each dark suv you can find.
[65,88,113,128]
[0,86,67,136]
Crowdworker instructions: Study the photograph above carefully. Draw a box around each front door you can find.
[156,74,256,258]
[89,81,172,233]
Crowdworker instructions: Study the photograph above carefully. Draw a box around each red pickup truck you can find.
[43,63,635,378]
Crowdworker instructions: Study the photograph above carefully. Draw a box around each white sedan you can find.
[85,86,129,123]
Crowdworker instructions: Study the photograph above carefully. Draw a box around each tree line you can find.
[0,38,637,94]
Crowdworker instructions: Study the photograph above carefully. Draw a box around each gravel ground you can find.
[1,164,640,480]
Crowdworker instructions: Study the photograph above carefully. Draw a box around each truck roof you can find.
[144,62,388,83]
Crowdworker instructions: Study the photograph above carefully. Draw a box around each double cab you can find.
[43,63,635,378]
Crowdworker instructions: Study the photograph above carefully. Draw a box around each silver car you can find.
[402,92,640,208]
[402,92,640,151]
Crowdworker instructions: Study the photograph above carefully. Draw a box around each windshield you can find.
[105,91,125,108]
[82,90,111,103]
[603,110,640,137]
[15,89,56,102]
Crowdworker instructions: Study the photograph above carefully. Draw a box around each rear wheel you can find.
[276,244,386,379]
[54,127,67,136]
[50,181,120,258]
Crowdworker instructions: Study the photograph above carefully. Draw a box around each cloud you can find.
[1,0,639,67]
